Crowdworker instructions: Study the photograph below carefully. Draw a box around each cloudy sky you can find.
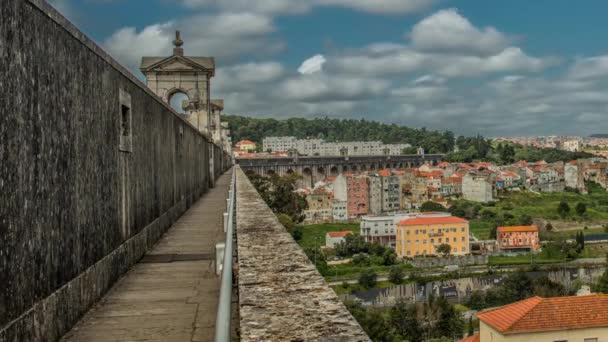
[49,0,608,137]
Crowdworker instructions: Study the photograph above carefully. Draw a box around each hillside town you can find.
[296,158,608,225]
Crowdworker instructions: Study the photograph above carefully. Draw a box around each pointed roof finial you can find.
[173,30,184,56]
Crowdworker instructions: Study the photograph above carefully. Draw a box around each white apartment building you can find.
[262,136,297,152]
[332,200,348,222]
[462,173,495,202]
[262,136,412,156]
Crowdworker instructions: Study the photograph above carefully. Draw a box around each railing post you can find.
[215,242,225,276]
[223,212,228,233]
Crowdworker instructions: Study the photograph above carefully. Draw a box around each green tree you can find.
[390,300,423,342]
[352,253,370,266]
[597,254,608,293]
[359,269,378,289]
[468,317,474,336]
[500,270,533,302]
[545,222,553,231]
[382,249,397,266]
[388,265,405,284]
[436,244,452,257]
[532,276,566,297]
[557,201,571,218]
[576,202,587,216]
[519,214,533,225]
[435,296,464,340]
[420,201,448,212]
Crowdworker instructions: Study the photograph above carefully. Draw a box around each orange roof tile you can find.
[497,225,538,233]
[399,216,468,226]
[477,294,608,334]
[238,140,255,145]
[378,169,391,177]
[459,334,480,342]
[327,231,353,238]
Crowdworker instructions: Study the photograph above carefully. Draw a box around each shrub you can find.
[359,269,378,289]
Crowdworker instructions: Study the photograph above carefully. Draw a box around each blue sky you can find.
[49,0,608,136]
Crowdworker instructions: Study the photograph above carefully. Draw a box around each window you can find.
[119,89,132,152]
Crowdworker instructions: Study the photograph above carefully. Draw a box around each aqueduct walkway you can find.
[61,172,232,342]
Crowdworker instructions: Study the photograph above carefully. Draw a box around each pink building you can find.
[346,175,368,218]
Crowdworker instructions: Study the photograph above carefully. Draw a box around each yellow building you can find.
[395,216,469,257]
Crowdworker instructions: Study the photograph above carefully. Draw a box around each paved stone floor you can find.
[62,172,231,342]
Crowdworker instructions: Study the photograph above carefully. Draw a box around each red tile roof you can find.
[459,334,480,342]
[477,294,608,334]
[399,216,468,226]
[238,140,255,145]
[497,225,538,233]
[378,169,391,177]
[326,231,353,238]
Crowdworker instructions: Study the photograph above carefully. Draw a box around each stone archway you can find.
[303,167,313,187]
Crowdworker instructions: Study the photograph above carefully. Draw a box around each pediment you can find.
[142,55,211,73]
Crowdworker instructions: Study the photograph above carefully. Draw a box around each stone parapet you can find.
[235,168,370,341]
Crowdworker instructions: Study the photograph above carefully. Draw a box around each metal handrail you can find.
[214,168,236,342]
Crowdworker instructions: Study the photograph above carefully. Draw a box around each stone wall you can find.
[235,168,370,341]
[0,1,230,340]
[409,255,488,268]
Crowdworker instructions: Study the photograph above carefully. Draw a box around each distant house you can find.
[464,294,608,342]
[235,140,256,152]
[325,231,353,248]
[497,225,539,252]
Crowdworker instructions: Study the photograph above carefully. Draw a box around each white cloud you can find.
[298,54,327,74]
[412,74,446,85]
[104,13,283,72]
[103,22,174,71]
[316,0,433,14]
[279,73,390,102]
[410,8,510,55]
[568,55,608,79]
[215,62,285,92]
[181,0,433,15]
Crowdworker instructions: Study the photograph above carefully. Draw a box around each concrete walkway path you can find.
[62,171,231,342]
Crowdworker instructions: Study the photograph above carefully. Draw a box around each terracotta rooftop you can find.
[399,216,468,226]
[326,231,353,238]
[497,225,538,233]
[459,334,480,342]
[477,294,608,334]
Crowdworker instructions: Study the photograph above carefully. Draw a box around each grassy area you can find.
[324,264,393,281]
[298,222,360,250]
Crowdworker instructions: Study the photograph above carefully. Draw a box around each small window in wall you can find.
[119,89,132,152]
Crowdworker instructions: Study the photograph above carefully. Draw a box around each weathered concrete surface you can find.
[60,171,231,342]
[235,168,370,341]
[0,0,230,340]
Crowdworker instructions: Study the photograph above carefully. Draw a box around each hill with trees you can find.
[225,115,593,162]
[224,115,455,153]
